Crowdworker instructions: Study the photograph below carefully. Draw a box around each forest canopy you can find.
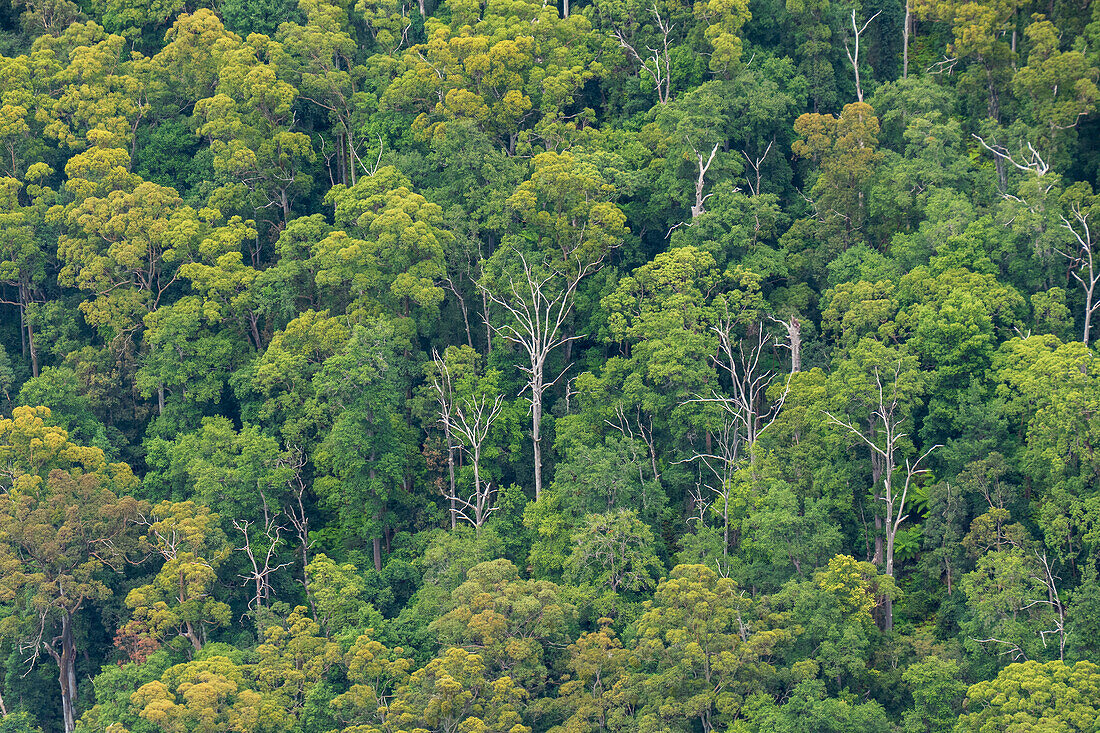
[1,0,1100,730]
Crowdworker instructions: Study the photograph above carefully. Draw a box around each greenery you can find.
[0,0,1099,730]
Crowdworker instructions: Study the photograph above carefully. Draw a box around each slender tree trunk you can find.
[532,389,543,500]
[370,464,383,571]
[249,314,263,351]
[280,190,290,224]
[58,613,78,733]
[26,314,38,378]
[871,453,884,566]
[481,289,492,354]
[446,430,457,530]
[902,0,909,79]
[1084,278,1095,345]
[722,494,730,554]
[884,510,896,630]
[336,131,346,186]
[348,132,357,186]
[471,446,482,533]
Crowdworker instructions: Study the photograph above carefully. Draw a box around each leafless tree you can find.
[845,9,881,103]
[682,416,742,553]
[973,134,1051,178]
[1026,551,1068,661]
[428,349,461,529]
[1056,200,1099,345]
[711,317,791,456]
[902,0,911,79]
[741,139,774,198]
[770,314,802,374]
[691,142,720,219]
[825,364,940,631]
[440,392,505,533]
[606,403,662,512]
[479,249,601,499]
[234,507,291,613]
[610,2,674,105]
[682,317,792,553]
[279,445,316,615]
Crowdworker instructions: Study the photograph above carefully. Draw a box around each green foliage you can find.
[956,660,1100,732]
[1,1,1100,731]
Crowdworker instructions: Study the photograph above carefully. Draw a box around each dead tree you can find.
[1027,552,1068,661]
[741,139,774,198]
[973,134,1051,190]
[711,318,791,458]
[279,445,316,615]
[691,142,720,218]
[440,392,506,533]
[902,0,910,79]
[479,249,600,499]
[845,9,881,103]
[770,315,802,373]
[682,415,742,554]
[1056,200,1099,345]
[234,510,291,613]
[825,364,940,631]
[610,2,674,105]
[428,349,461,529]
[606,403,661,511]
[683,318,791,553]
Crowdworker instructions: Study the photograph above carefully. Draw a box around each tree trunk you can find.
[1084,277,1095,345]
[58,613,78,733]
[884,526,895,630]
[348,132,357,186]
[871,452,884,566]
[27,314,39,378]
[472,447,483,533]
[532,391,543,500]
[481,289,492,354]
[249,313,263,351]
[446,430,457,530]
[902,0,909,79]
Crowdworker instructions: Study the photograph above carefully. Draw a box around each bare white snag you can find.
[903,0,910,79]
[824,363,940,631]
[479,249,599,499]
[611,2,674,105]
[691,142,720,219]
[431,350,506,532]
[973,134,1052,177]
[770,314,802,374]
[682,317,792,553]
[1056,201,1099,345]
[845,9,881,103]
[1026,552,1068,661]
[711,319,791,452]
[278,445,316,616]
[234,503,291,613]
[741,139,774,198]
[428,349,461,530]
